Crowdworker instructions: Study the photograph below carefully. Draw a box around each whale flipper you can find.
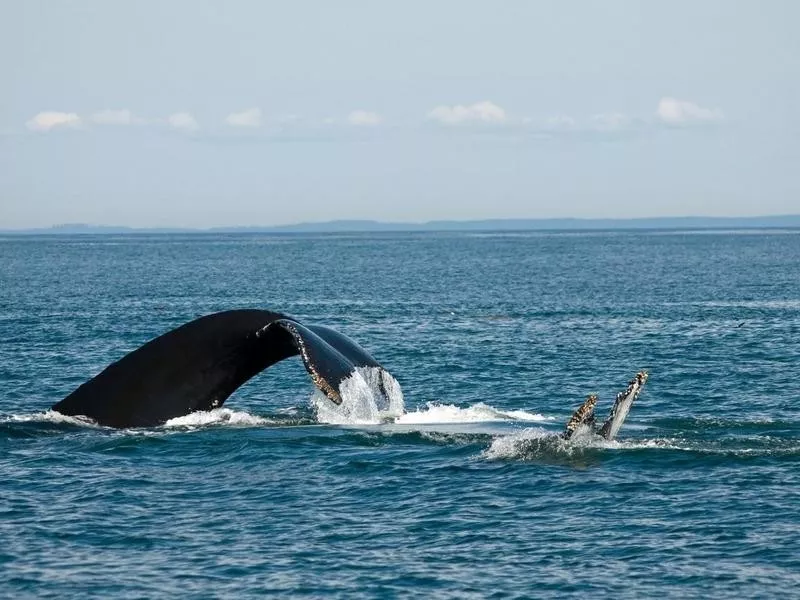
[597,371,648,440]
[563,394,598,440]
[562,372,648,441]
[52,310,393,428]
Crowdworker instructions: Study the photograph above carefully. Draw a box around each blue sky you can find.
[1,1,798,228]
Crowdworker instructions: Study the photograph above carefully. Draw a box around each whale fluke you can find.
[51,310,395,428]
[562,371,648,441]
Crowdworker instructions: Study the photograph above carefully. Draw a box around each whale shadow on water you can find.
[51,309,648,439]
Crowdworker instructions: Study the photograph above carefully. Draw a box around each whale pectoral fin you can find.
[598,371,649,440]
[563,394,598,440]
[268,320,359,405]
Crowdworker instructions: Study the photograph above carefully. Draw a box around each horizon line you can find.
[0,214,800,235]
[2,214,800,234]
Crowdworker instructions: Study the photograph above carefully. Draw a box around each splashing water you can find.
[311,368,553,426]
[484,425,623,460]
[313,367,405,424]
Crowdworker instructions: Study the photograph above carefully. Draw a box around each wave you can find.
[395,402,550,425]
[310,366,551,426]
[484,426,606,460]
[10,372,797,462]
[648,416,793,429]
[698,299,800,310]
[5,407,798,463]
[1,410,103,428]
[164,408,274,428]
[484,426,800,461]
[0,407,309,434]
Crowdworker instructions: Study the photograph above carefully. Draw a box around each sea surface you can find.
[1,230,799,598]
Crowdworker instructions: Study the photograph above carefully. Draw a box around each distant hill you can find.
[2,215,800,235]
[2,223,197,234]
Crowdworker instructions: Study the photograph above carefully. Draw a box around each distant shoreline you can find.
[2,215,800,235]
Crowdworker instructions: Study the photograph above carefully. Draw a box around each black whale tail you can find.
[51,310,398,429]
[563,371,648,441]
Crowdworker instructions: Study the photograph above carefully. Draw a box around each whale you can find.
[562,371,649,440]
[53,309,647,436]
[52,310,396,428]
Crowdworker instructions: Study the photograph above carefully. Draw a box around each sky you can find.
[1,0,799,228]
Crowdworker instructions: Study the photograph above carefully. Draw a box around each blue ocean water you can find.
[1,230,799,598]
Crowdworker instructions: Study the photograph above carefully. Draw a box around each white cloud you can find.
[90,109,137,125]
[544,115,579,131]
[276,114,301,125]
[656,97,723,125]
[427,101,507,125]
[590,112,631,132]
[346,110,382,126]
[225,108,262,128]
[26,111,81,132]
[168,112,199,132]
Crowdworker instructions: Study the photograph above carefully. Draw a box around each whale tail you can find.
[267,319,390,405]
[51,310,397,428]
[563,371,648,441]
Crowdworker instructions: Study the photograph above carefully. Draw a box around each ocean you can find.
[1,230,799,598]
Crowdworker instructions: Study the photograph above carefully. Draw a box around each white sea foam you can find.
[484,426,800,460]
[483,426,621,460]
[395,402,551,425]
[1,408,273,431]
[164,408,273,428]
[483,427,555,459]
[617,437,800,456]
[1,410,102,428]
[311,366,553,426]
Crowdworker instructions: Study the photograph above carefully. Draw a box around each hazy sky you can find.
[1,1,798,228]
